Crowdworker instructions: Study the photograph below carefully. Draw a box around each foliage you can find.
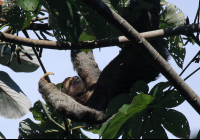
[160,1,186,69]
[100,81,189,139]
[2,0,41,31]
[0,0,198,139]
[0,71,32,119]
[0,45,40,72]
[19,100,90,139]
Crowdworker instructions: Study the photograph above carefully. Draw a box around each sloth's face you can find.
[61,76,86,98]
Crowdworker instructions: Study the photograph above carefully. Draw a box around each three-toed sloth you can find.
[61,76,88,104]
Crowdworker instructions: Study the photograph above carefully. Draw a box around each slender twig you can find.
[40,30,47,40]
[179,50,200,76]
[22,29,51,82]
[42,30,54,37]
[160,50,200,100]
[184,67,200,81]
[159,51,200,102]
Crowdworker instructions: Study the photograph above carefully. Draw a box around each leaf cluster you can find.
[19,100,90,139]
[100,81,189,139]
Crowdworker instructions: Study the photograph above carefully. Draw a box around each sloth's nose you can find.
[74,76,79,81]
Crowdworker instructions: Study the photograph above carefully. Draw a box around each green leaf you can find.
[0,71,32,119]
[164,36,185,69]
[56,83,62,90]
[106,93,133,116]
[2,2,41,31]
[128,93,155,110]
[130,80,149,96]
[160,1,186,69]
[156,89,185,108]
[153,109,190,139]
[19,118,66,139]
[30,101,64,130]
[141,112,168,139]
[149,82,171,104]
[79,27,96,53]
[98,118,111,138]
[100,93,154,139]
[148,82,185,108]
[119,104,130,114]
[16,0,39,11]
[124,111,146,139]
[21,100,91,139]
[19,100,67,139]
[0,46,40,72]
[160,2,185,27]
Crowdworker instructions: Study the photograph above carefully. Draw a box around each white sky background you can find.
[0,0,200,139]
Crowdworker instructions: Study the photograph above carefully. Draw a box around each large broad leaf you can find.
[153,109,190,138]
[16,0,39,11]
[149,81,185,108]
[100,82,189,139]
[79,27,96,53]
[0,45,40,72]
[99,93,154,139]
[130,80,149,95]
[160,1,186,69]
[0,71,32,119]
[106,93,133,116]
[19,118,66,139]
[19,100,90,139]
[19,101,66,139]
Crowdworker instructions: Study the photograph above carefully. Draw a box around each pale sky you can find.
[0,0,200,139]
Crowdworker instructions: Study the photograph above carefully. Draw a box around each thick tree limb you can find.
[38,72,107,124]
[0,24,200,50]
[81,0,200,114]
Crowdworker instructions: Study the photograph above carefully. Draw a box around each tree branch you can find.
[38,73,107,124]
[81,0,200,115]
[0,23,200,50]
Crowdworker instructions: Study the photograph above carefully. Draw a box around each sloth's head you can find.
[61,76,86,98]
